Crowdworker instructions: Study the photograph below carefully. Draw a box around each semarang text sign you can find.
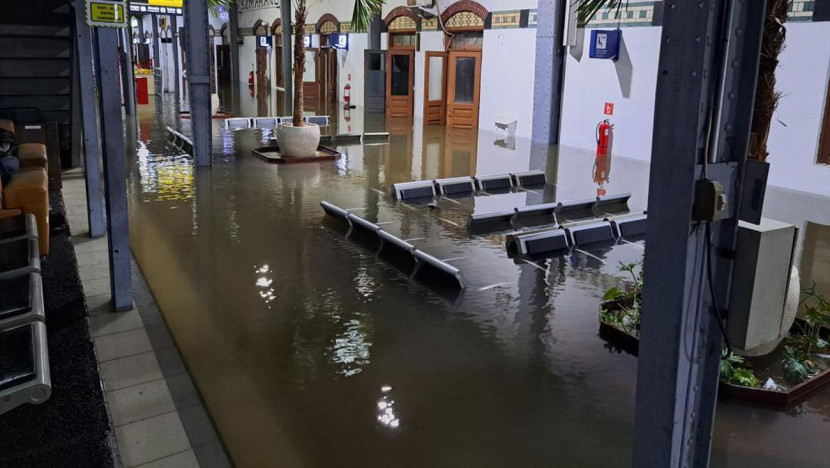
[238,0,280,12]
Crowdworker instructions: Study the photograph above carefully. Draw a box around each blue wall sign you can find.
[330,33,348,50]
[589,29,622,61]
[258,35,273,48]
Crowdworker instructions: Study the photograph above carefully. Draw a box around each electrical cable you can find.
[705,221,732,357]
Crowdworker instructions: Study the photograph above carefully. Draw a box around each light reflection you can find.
[136,139,195,202]
[377,386,401,429]
[254,265,276,306]
[329,318,372,377]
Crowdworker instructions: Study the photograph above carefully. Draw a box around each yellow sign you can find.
[149,0,183,7]
[86,0,127,27]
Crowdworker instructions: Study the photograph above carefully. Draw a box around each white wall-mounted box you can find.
[728,218,798,351]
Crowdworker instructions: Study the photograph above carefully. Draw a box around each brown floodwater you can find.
[126,95,830,467]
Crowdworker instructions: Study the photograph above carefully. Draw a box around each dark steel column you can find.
[95,28,133,311]
[633,0,765,466]
[368,13,382,50]
[184,0,213,166]
[171,15,181,98]
[119,28,136,115]
[229,4,240,85]
[72,1,106,239]
[531,0,566,145]
[151,14,162,96]
[280,1,293,116]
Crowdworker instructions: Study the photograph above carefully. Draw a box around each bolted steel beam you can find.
[95,27,133,311]
[633,0,766,466]
[184,0,213,166]
[71,1,106,239]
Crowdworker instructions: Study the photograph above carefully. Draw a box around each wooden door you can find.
[273,43,283,87]
[424,51,447,125]
[255,46,268,88]
[364,50,386,112]
[322,48,337,102]
[302,48,321,103]
[386,50,415,118]
[446,51,482,129]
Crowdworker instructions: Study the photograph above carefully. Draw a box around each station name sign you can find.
[129,0,183,15]
[238,0,279,12]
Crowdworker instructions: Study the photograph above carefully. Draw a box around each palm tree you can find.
[207,0,234,17]
[291,0,385,126]
[576,0,790,162]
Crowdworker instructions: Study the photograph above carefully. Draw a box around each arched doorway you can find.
[316,14,340,108]
[384,7,419,118]
[441,2,487,129]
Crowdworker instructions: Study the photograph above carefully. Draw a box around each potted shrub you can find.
[276,0,384,157]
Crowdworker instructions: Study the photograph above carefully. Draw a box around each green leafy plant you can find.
[600,261,643,334]
[719,351,761,388]
[782,345,817,385]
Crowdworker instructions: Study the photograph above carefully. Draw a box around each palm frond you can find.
[208,0,234,18]
[574,0,627,28]
[351,0,385,33]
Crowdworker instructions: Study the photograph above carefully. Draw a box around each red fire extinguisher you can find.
[344,83,351,107]
[594,119,614,197]
[596,119,613,157]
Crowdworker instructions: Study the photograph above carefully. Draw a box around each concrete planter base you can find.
[276,123,321,158]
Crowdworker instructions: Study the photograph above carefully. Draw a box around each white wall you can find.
[479,28,537,139]
[766,21,830,197]
[559,27,661,161]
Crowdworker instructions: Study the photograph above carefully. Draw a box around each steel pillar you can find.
[368,13,382,50]
[229,4,240,85]
[95,27,133,311]
[531,0,566,145]
[633,0,765,466]
[72,1,106,239]
[119,29,136,116]
[280,1,293,116]
[184,0,213,166]
[151,14,161,95]
[171,15,181,98]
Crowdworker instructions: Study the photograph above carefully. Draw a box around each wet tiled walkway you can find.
[63,168,229,467]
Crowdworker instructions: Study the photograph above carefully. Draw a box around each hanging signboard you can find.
[238,0,280,13]
[86,0,128,27]
[129,0,183,15]
[330,33,348,50]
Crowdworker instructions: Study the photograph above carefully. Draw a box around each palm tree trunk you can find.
[293,0,307,127]
[749,0,789,162]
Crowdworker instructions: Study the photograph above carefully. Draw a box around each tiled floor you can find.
[62,169,230,468]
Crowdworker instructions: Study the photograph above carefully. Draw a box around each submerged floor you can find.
[127,94,830,467]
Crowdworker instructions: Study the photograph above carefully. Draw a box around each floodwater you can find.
[126,93,830,467]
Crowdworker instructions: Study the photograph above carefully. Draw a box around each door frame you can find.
[302,47,321,103]
[424,51,448,125]
[386,49,415,118]
[819,77,830,165]
[446,50,483,130]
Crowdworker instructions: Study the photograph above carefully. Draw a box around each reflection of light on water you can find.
[137,140,195,201]
[355,267,376,300]
[377,386,401,429]
[330,318,372,377]
[254,265,276,306]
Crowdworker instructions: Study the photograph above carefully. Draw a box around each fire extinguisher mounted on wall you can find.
[596,119,614,157]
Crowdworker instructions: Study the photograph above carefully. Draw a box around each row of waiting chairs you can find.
[0,213,51,416]
[224,115,331,130]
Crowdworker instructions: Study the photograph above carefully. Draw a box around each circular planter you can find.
[276,123,320,158]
